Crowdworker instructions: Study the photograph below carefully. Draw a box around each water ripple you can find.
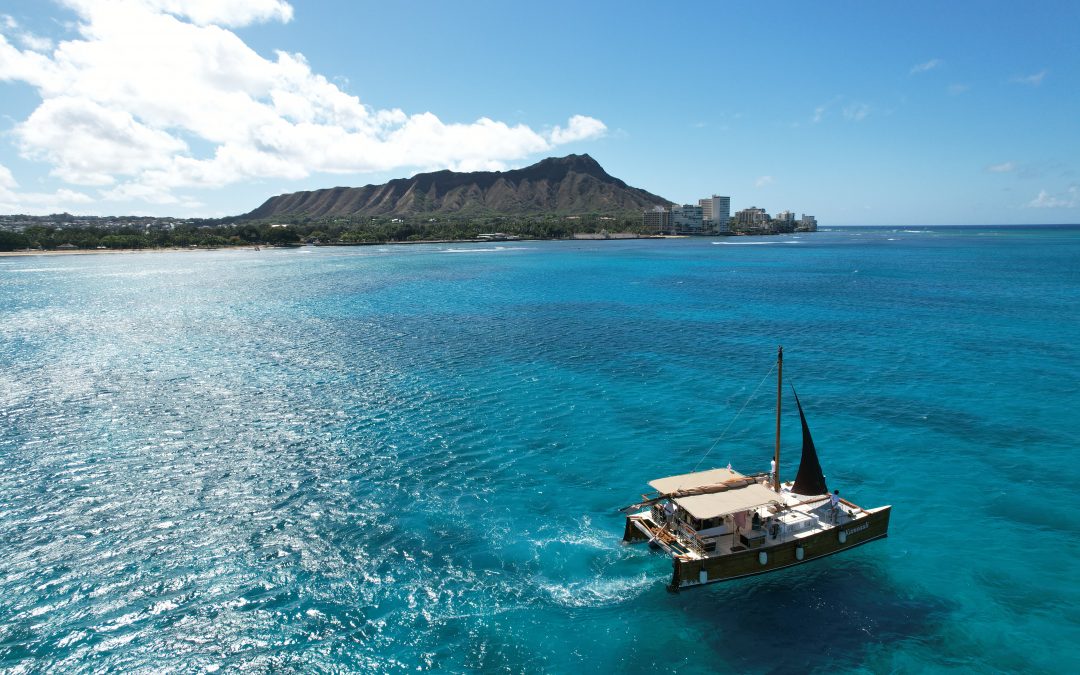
[2,233,1079,671]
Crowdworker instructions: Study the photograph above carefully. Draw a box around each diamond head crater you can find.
[0,155,816,252]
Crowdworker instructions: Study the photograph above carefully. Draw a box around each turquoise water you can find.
[1,227,1078,673]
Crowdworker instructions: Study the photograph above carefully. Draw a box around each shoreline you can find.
[0,246,256,258]
[0,235,671,257]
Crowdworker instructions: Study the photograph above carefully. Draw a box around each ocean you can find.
[1,226,1078,673]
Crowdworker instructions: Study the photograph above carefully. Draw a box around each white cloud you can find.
[61,0,294,27]
[1026,187,1077,208]
[811,97,870,124]
[16,32,53,52]
[910,59,941,75]
[842,103,870,122]
[548,114,607,144]
[986,162,1015,173]
[1012,70,1046,86]
[0,163,17,189]
[0,0,606,211]
[17,96,189,185]
[754,175,773,188]
[0,34,53,84]
[0,161,96,213]
[100,181,184,204]
[0,14,54,53]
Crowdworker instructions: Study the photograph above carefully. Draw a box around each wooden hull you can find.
[667,506,891,591]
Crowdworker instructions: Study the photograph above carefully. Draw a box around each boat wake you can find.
[531,515,609,550]
[539,573,653,608]
[441,246,526,254]
[712,240,802,246]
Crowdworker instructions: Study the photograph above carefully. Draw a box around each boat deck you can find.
[628,490,866,561]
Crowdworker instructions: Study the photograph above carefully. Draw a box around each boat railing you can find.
[674,522,707,556]
[651,503,665,524]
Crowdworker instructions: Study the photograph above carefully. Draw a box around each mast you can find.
[774,345,782,492]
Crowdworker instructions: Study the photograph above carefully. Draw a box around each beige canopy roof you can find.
[649,467,781,520]
[649,467,747,493]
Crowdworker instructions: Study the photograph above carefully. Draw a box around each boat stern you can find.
[622,513,654,543]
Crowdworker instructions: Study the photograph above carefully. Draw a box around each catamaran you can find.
[621,347,891,590]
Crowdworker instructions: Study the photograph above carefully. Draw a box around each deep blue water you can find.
[1,227,1078,673]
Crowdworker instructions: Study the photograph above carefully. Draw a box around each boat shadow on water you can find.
[673,559,953,673]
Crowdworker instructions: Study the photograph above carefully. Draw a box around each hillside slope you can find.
[242,155,670,219]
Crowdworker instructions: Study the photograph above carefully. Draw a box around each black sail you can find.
[790,387,829,496]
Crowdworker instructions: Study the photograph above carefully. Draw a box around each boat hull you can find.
[667,505,891,591]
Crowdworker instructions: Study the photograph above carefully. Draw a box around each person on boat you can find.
[767,516,780,540]
[769,459,776,488]
[830,489,840,523]
[663,500,676,524]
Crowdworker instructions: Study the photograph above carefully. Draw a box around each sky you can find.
[0,0,1078,225]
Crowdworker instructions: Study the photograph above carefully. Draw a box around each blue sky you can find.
[1,0,1078,224]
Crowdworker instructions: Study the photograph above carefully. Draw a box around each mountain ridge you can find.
[242,154,671,219]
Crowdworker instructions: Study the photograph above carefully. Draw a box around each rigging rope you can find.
[687,361,778,477]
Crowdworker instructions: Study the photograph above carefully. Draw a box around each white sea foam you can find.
[441,246,525,253]
[717,239,803,245]
[148,600,178,615]
[95,632,138,651]
[712,240,802,245]
[540,573,654,608]
[29,603,57,617]
[56,629,88,648]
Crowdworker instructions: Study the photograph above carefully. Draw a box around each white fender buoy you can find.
[839,530,847,544]
[795,545,804,561]
[758,551,768,565]
[699,570,708,584]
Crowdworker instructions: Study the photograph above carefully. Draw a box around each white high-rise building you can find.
[699,195,731,234]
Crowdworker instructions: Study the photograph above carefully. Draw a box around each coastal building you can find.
[643,206,671,234]
[734,207,770,226]
[731,207,771,234]
[699,195,731,234]
[644,200,815,236]
[670,204,704,234]
[798,214,818,232]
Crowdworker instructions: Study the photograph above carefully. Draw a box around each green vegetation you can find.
[0,212,652,251]
[0,218,304,251]
[0,230,28,251]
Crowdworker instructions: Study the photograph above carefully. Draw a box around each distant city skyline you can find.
[1,0,1078,225]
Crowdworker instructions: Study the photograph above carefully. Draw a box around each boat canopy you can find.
[648,467,747,493]
[648,468,782,520]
